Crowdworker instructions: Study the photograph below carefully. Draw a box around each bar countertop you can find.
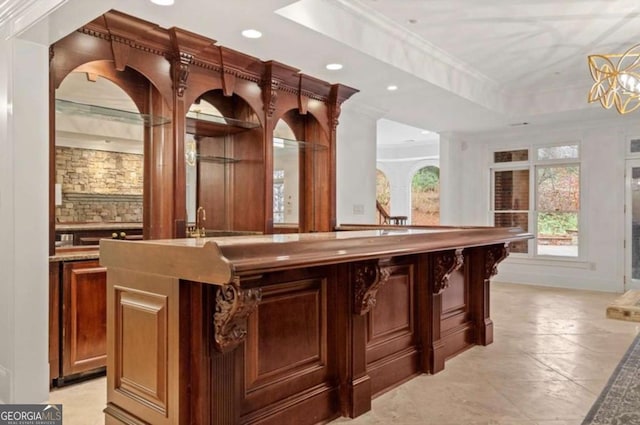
[100,226,532,285]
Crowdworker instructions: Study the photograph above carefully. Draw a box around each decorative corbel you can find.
[168,27,216,98]
[484,243,510,281]
[433,249,464,294]
[298,76,309,115]
[353,260,392,315]
[262,78,280,118]
[172,52,193,98]
[328,87,342,132]
[110,40,131,72]
[328,84,359,132]
[213,282,262,353]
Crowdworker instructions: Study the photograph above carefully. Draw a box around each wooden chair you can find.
[376,201,407,225]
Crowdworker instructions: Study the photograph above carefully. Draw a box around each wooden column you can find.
[470,243,510,346]
[423,249,464,374]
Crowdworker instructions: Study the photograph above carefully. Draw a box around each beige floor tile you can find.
[560,332,638,353]
[530,350,623,381]
[48,377,105,425]
[459,352,570,382]
[573,378,609,396]
[489,380,597,421]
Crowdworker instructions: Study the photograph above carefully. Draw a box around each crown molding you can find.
[333,0,499,90]
[2,0,68,38]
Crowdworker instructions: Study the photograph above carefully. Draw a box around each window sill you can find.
[504,255,593,270]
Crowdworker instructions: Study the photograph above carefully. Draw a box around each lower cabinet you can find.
[50,259,107,385]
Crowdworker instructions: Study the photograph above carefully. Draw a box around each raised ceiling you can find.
[18,0,640,133]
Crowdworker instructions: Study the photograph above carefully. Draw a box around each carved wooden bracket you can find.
[328,84,358,132]
[172,52,193,98]
[353,261,392,315]
[262,78,280,118]
[484,243,510,281]
[110,41,132,72]
[213,283,262,353]
[433,248,464,295]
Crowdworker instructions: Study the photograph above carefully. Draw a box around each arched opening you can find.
[55,71,144,233]
[411,166,440,225]
[273,119,298,225]
[185,89,262,233]
[376,169,391,221]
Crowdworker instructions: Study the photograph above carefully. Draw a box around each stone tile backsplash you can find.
[55,147,143,222]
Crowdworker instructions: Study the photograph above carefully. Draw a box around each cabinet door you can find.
[62,260,107,376]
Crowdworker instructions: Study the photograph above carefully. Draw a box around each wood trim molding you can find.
[213,282,262,352]
[432,248,464,295]
[353,260,392,315]
[483,243,510,281]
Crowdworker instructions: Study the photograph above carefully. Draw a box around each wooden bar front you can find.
[100,227,531,425]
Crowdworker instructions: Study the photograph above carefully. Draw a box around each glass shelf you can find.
[55,99,171,127]
[186,111,260,136]
[197,154,239,164]
[273,137,328,151]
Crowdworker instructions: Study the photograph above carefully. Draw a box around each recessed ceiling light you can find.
[326,63,343,70]
[420,130,430,134]
[387,85,398,91]
[241,29,262,39]
[150,0,174,5]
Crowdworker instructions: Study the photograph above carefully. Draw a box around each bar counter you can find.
[100,226,531,425]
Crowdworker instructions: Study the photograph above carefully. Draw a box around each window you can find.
[490,144,580,258]
[411,166,440,225]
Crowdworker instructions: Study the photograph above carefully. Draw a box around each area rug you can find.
[581,332,640,424]
[607,290,640,322]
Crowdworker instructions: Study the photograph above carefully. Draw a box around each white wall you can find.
[336,103,380,224]
[0,37,50,403]
[376,157,440,223]
[0,0,111,404]
[443,118,637,292]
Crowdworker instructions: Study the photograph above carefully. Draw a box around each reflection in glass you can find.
[185,134,197,224]
[273,170,285,223]
[632,167,640,279]
[494,149,528,163]
[273,137,299,225]
[494,212,529,253]
[494,170,530,211]
[55,73,144,225]
[537,144,578,160]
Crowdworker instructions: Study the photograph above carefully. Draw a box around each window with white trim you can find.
[490,144,580,258]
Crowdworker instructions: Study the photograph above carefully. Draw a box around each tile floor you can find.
[48,282,640,425]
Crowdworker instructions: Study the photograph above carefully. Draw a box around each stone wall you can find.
[55,147,143,222]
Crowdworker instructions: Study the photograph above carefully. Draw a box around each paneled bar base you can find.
[100,227,531,425]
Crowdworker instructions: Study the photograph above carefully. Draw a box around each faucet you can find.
[188,206,207,238]
[193,206,206,238]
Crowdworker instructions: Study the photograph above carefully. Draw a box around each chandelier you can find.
[588,44,640,114]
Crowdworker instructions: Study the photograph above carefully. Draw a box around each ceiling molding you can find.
[333,0,498,89]
[2,0,68,38]
[277,0,505,114]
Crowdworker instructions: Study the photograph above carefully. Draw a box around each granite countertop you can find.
[56,222,142,231]
[49,249,100,262]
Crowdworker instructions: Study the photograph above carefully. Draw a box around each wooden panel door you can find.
[62,260,107,376]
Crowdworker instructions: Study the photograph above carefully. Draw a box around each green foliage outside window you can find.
[412,166,439,192]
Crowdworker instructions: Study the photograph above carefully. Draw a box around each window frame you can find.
[489,142,583,260]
